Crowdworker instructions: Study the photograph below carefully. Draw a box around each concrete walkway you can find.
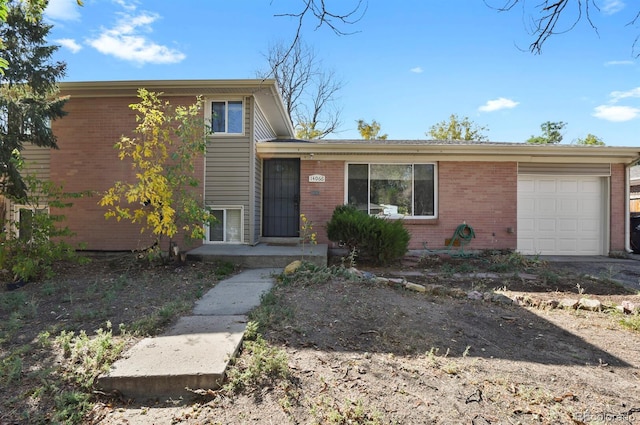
[97,268,280,400]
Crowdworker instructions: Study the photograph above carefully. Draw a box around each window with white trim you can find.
[206,207,243,242]
[13,205,49,240]
[346,163,436,218]
[209,100,243,134]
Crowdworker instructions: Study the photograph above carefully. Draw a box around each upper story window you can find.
[346,163,436,218]
[210,100,243,134]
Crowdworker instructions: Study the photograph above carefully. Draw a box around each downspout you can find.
[626,163,632,253]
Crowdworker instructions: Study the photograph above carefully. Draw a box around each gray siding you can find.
[21,144,51,182]
[205,97,253,243]
[254,104,276,141]
[253,156,262,244]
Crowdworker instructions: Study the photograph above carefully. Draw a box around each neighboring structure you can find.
[630,165,640,213]
[18,80,640,256]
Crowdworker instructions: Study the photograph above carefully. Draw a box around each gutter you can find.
[626,163,632,253]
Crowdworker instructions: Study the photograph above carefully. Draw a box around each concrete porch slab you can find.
[187,243,327,268]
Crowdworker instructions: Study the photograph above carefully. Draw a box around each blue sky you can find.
[44,0,640,146]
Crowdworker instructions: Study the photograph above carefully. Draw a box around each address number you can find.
[308,174,326,183]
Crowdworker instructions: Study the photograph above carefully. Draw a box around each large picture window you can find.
[347,163,436,218]
[210,100,243,134]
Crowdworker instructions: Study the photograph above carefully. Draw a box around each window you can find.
[207,207,243,242]
[13,205,49,240]
[210,100,243,134]
[346,163,436,218]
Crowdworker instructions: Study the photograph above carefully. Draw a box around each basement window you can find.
[207,207,243,243]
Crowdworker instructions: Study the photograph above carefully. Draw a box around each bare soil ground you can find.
[2,252,640,424]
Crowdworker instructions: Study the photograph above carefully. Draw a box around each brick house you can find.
[18,79,640,256]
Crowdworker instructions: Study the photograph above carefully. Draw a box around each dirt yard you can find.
[2,252,640,424]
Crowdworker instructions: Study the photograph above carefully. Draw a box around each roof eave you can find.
[257,142,640,164]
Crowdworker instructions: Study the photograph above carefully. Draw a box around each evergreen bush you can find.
[326,205,410,265]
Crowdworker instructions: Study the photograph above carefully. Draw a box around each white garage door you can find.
[517,175,605,255]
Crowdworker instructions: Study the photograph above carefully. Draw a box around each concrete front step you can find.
[97,315,247,400]
[187,243,328,268]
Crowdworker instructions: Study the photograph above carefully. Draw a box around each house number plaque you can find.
[308,174,326,183]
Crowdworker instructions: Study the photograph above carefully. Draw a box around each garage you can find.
[517,164,609,256]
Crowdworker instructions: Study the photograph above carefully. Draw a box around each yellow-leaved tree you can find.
[100,89,214,254]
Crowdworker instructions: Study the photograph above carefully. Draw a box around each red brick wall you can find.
[50,95,205,251]
[610,163,626,252]
[299,160,518,251]
[299,160,345,245]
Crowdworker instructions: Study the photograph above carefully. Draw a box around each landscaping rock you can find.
[348,267,363,278]
[559,298,579,310]
[388,278,406,285]
[544,299,560,309]
[621,300,639,314]
[467,290,483,300]
[490,293,513,305]
[374,276,390,285]
[362,271,376,280]
[578,298,602,311]
[405,282,427,292]
[284,260,302,275]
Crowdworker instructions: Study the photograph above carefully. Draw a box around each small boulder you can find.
[405,282,427,292]
[467,290,483,300]
[490,293,513,305]
[374,276,390,285]
[578,298,602,311]
[621,300,639,314]
[284,260,302,275]
[559,298,579,310]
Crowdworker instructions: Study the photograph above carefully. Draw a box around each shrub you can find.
[0,172,88,283]
[326,205,410,265]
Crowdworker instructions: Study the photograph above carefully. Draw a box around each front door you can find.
[263,158,300,237]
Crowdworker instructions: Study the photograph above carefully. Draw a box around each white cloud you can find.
[604,60,634,66]
[601,0,625,15]
[593,105,640,122]
[610,87,640,103]
[56,38,82,53]
[410,67,423,74]
[45,0,82,21]
[478,97,519,112]
[87,11,186,65]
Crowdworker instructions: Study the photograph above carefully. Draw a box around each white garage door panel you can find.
[518,175,604,255]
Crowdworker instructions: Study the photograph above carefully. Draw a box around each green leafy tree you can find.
[526,121,566,144]
[575,133,605,146]
[427,114,489,141]
[357,119,387,140]
[0,0,68,200]
[0,0,83,73]
[100,89,215,252]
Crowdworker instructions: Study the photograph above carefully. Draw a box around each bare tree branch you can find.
[267,1,367,74]
[258,38,343,139]
[485,0,640,55]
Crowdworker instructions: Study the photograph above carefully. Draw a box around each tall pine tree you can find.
[0,0,67,200]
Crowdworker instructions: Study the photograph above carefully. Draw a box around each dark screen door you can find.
[263,158,300,237]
